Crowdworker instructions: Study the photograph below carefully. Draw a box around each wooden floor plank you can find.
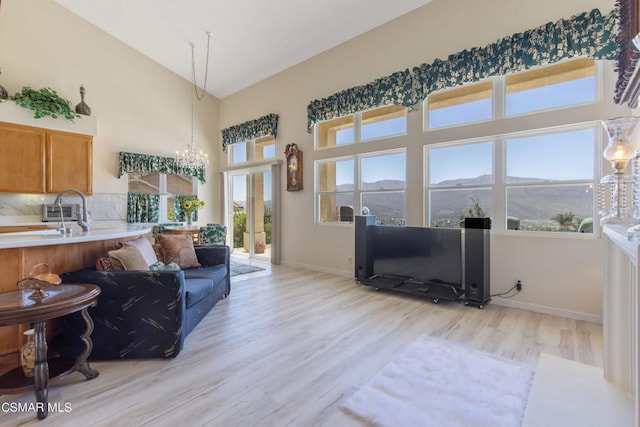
[0,265,603,426]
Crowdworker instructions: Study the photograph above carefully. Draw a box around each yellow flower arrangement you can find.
[176,196,205,214]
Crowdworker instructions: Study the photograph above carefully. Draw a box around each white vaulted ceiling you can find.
[54,0,434,99]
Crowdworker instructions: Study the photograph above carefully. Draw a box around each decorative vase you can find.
[20,329,35,378]
[186,211,193,226]
[74,84,91,116]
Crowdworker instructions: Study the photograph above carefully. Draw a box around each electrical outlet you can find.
[516,279,522,291]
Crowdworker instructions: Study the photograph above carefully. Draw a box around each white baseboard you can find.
[277,262,603,324]
[491,296,602,324]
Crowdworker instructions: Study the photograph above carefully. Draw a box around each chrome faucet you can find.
[53,189,90,232]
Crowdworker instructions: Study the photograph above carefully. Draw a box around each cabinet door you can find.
[46,130,93,194]
[0,122,46,193]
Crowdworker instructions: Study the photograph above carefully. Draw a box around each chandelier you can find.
[176,32,213,170]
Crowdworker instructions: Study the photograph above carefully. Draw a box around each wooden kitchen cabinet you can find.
[0,122,93,195]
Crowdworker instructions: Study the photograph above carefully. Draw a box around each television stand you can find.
[359,275,464,304]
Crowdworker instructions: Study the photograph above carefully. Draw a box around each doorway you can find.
[227,165,277,263]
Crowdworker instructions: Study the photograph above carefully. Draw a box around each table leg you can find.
[33,320,49,420]
[75,307,99,379]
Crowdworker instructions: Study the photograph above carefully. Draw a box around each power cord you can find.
[491,283,521,298]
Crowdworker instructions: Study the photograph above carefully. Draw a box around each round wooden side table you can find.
[0,284,101,420]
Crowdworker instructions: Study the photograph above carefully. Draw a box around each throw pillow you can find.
[108,245,150,271]
[152,244,164,264]
[122,235,158,266]
[156,234,201,269]
[149,261,181,271]
[96,256,114,271]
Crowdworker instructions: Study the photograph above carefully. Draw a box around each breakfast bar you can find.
[0,224,152,367]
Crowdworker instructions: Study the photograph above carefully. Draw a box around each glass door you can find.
[229,167,273,260]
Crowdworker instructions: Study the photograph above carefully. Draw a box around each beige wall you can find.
[0,0,628,319]
[0,0,220,223]
[219,0,624,320]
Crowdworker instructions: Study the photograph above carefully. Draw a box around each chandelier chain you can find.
[191,31,212,101]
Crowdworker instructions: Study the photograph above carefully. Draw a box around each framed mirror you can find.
[615,0,640,107]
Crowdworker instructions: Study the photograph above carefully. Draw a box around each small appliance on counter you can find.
[41,204,79,222]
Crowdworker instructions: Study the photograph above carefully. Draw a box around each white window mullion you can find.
[354,112,362,143]
[494,137,506,233]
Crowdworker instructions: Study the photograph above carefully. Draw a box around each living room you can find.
[0,0,637,425]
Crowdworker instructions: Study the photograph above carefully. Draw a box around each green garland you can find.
[10,86,79,121]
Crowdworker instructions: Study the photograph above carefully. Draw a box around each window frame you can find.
[127,172,198,223]
[424,122,601,237]
[228,135,277,165]
[315,148,407,226]
[315,105,407,150]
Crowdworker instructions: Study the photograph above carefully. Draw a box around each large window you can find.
[428,141,494,227]
[316,105,406,149]
[425,59,600,234]
[316,150,406,225]
[505,128,596,232]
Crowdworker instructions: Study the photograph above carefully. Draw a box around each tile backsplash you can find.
[0,193,127,224]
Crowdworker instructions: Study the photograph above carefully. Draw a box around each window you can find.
[427,81,493,129]
[229,136,276,165]
[505,128,596,232]
[427,142,493,227]
[506,58,596,116]
[425,59,600,234]
[316,150,406,225]
[316,105,406,149]
[128,172,196,222]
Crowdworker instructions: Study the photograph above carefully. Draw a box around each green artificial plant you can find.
[10,86,79,121]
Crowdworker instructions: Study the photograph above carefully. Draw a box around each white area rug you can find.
[342,335,534,427]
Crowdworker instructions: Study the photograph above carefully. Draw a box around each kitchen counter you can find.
[0,224,152,249]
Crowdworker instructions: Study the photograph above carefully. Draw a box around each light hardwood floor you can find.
[1,265,603,426]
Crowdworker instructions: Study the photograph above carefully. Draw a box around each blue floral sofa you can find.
[60,244,230,360]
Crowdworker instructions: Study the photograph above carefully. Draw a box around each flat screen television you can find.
[369,225,462,288]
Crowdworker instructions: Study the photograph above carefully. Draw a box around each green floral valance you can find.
[413,8,617,99]
[221,113,279,152]
[118,151,206,184]
[306,8,617,132]
[306,69,418,133]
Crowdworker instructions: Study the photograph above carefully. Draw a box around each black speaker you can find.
[464,217,491,308]
[355,215,376,281]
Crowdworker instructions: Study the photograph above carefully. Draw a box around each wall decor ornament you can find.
[75,84,91,116]
[284,143,302,192]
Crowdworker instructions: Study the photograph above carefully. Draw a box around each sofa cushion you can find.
[185,278,214,308]
[156,234,201,269]
[108,245,149,271]
[183,264,228,284]
[122,235,158,266]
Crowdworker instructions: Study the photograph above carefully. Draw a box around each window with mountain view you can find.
[427,141,493,227]
[316,150,406,225]
[425,59,598,234]
[505,127,596,232]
